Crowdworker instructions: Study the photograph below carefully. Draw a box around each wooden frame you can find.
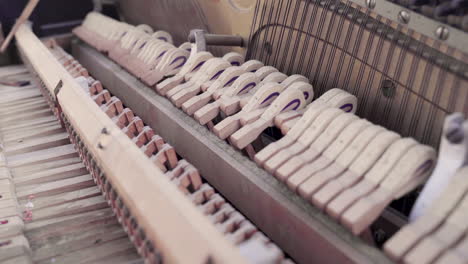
[73,41,394,264]
[15,24,246,264]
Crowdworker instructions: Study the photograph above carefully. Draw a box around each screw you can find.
[381,80,396,98]
[398,10,410,24]
[365,0,376,9]
[435,26,449,40]
[263,42,273,55]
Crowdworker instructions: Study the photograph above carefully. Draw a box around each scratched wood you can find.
[14,24,249,264]
[0,66,141,263]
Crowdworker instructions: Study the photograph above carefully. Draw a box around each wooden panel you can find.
[15,24,246,264]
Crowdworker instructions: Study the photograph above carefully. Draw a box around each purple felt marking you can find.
[210,70,225,81]
[237,82,257,94]
[340,103,353,112]
[186,48,192,52]
[304,92,309,100]
[170,56,187,69]
[157,51,167,59]
[121,32,127,37]
[281,99,301,111]
[158,37,168,42]
[191,61,205,72]
[139,42,147,49]
[231,61,240,66]
[224,76,239,87]
[261,92,280,105]
[415,160,434,177]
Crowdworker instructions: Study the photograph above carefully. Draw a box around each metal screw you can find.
[435,26,449,40]
[264,42,273,55]
[101,127,109,135]
[373,229,387,244]
[398,10,410,24]
[381,80,396,98]
[365,0,376,9]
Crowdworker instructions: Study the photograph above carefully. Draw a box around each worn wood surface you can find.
[73,41,394,264]
[15,24,247,264]
[0,65,141,263]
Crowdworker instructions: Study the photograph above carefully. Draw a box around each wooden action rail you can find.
[75,13,434,237]
[76,14,358,162]
[14,23,248,264]
[73,12,446,263]
[48,43,290,263]
[73,23,397,264]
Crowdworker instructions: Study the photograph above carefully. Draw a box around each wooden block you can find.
[112,108,135,129]
[217,212,245,234]
[0,102,49,119]
[198,194,226,215]
[5,133,70,156]
[341,146,435,235]
[0,168,12,181]
[16,174,93,200]
[307,132,400,210]
[20,186,100,210]
[149,143,178,172]
[190,184,215,205]
[0,255,33,264]
[0,235,31,261]
[122,117,144,139]
[11,157,82,177]
[274,114,364,180]
[0,206,21,220]
[254,102,331,167]
[173,167,203,194]
[210,204,236,224]
[182,67,245,115]
[24,207,115,234]
[0,216,24,239]
[384,169,468,261]
[92,90,112,107]
[433,251,467,264]
[32,224,128,262]
[37,237,135,264]
[0,109,53,127]
[0,116,58,135]
[264,107,342,174]
[284,124,384,190]
[13,163,87,186]
[194,100,222,126]
[403,193,468,264]
[231,83,313,149]
[2,123,63,144]
[7,144,77,168]
[226,220,257,245]
[453,234,468,259]
[26,195,107,222]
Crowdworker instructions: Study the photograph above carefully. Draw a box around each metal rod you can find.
[188,30,244,48]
